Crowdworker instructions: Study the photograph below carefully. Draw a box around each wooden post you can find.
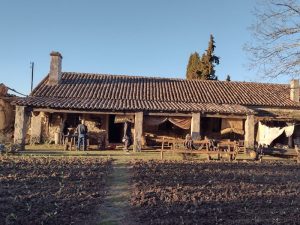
[287,122,294,148]
[191,113,201,140]
[160,150,164,160]
[14,106,29,150]
[133,112,143,152]
[244,115,255,148]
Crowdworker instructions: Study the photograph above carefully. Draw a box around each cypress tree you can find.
[186,34,220,80]
[186,52,201,80]
[200,34,219,80]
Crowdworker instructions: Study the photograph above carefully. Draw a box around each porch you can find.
[14,106,257,151]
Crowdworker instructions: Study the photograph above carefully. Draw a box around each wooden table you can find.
[63,135,77,150]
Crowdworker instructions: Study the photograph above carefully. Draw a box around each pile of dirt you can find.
[0,157,112,225]
[130,160,300,225]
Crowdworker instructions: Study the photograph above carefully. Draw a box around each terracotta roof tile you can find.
[14,72,300,114]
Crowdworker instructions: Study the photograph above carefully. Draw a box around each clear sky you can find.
[0,0,289,95]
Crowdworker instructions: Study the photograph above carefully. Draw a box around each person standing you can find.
[77,120,88,151]
[184,133,194,150]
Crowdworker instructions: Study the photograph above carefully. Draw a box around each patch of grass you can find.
[23,144,284,162]
[23,144,183,162]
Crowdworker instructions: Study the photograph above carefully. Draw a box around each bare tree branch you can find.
[245,0,300,79]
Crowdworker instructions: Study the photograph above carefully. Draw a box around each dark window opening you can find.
[108,115,123,143]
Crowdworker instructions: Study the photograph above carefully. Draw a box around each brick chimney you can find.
[290,79,299,102]
[48,51,62,85]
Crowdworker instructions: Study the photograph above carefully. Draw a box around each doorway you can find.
[108,115,123,143]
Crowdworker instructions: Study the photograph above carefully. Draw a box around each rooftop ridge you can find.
[61,71,289,86]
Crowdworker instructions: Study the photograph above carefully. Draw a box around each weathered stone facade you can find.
[0,98,14,142]
[30,112,42,144]
[14,106,30,149]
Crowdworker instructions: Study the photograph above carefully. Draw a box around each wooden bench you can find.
[194,140,210,151]
[160,139,238,161]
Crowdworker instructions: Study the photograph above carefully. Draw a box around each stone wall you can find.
[30,112,42,144]
[32,112,61,143]
[48,114,63,143]
[41,112,50,143]
[14,106,30,148]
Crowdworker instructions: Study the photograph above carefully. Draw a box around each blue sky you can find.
[0,0,288,95]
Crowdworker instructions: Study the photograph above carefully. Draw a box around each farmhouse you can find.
[13,52,300,150]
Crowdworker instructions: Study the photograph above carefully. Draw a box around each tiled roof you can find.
[14,72,300,114]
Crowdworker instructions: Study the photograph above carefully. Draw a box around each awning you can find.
[114,115,134,123]
[220,118,244,135]
[144,116,191,130]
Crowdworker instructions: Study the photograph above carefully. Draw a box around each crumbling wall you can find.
[37,113,109,146]
[40,112,50,143]
[48,114,63,143]
[0,84,15,142]
[30,112,42,144]
[34,112,61,143]
[84,114,108,147]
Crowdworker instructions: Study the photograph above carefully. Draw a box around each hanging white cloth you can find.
[257,122,285,146]
[284,125,294,137]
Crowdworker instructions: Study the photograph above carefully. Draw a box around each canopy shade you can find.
[114,115,134,123]
[144,116,191,130]
[220,118,244,135]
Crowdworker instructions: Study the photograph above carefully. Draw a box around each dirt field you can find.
[0,156,112,225]
[130,160,300,225]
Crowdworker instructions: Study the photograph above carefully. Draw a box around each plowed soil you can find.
[0,156,112,225]
[130,160,300,225]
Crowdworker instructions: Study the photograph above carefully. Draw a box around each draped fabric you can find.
[257,122,295,146]
[114,115,134,123]
[285,125,294,137]
[144,116,191,130]
[257,122,284,146]
[220,119,244,135]
[168,117,191,130]
[143,116,168,127]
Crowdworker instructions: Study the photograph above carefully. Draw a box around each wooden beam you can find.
[203,113,246,119]
[33,108,135,115]
[255,116,296,122]
[146,112,192,117]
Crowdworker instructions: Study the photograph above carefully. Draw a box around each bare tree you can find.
[245,0,300,78]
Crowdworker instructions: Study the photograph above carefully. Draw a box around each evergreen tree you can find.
[199,34,219,80]
[226,74,231,81]
[185,35,220,80]
[186,52,201,80]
